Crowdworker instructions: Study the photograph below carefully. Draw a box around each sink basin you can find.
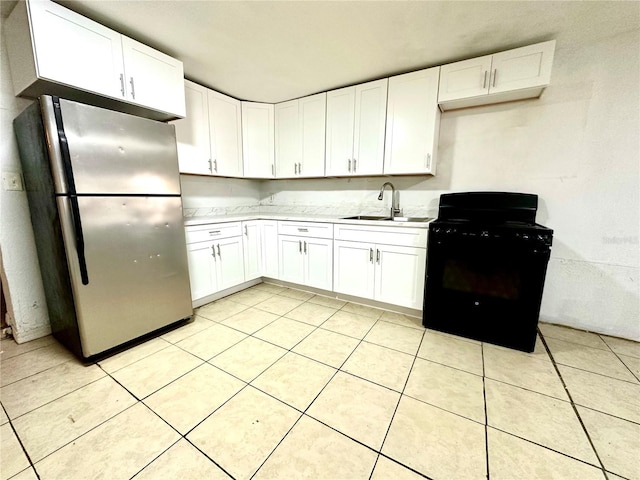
[342,215,432,223]
[341,215,391,221]
[390,217,432,222]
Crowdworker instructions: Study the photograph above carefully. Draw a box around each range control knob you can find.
[480,231,489,238]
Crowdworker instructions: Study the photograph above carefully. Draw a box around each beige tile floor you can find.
[1,283,639,480]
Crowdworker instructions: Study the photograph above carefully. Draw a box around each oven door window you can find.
[442,256,522,300]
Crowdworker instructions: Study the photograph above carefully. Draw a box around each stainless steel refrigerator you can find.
[14,95,192,359]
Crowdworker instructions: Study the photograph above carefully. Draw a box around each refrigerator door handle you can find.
[68,196,89,285]
[52,96,89,285]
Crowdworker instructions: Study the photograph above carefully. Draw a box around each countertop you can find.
[184,213,434,228]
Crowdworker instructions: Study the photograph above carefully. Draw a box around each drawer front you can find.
[334,223,427,248]
[278,221,333,239]
[185,222,242,244]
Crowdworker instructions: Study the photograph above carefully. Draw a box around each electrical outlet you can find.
[2,172,24,191]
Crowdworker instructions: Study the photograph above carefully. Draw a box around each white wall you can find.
[0,22,51,342]
[262,29,640,340]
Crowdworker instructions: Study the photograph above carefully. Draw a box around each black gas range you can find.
[423,192,553,352]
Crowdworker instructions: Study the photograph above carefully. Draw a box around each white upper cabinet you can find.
[208,90,244,177]
[325,79,387,176]
[275,93,326,178]
[5,0,185,120]
[274,99,300,178]
[173,82,243,176]
[121,37,186,117]
[242,102,275,178]
[298,93,327,177]
[172,81,211,175]
[384,67,440,175]
[25,0,124,99]
[438,40,556,110]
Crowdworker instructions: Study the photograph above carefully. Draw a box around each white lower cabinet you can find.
[185,223,245,302]
[261,221,279,279]
[278,227,333,291]
[334,240,426,309]
[374,244,426,309]
[242,221,262,281]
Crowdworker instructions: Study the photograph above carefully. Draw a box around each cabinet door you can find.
[27,0,124,100]
[187,241,217,301]
[242,102,275,178]
[303,237,333,291]
[261,221,279,279]
[489,41,555,94]
[333,240,375,300]
[278,236,305,284]
[438,55,492,103]
[215,237,245,291]
[121,36,186,117]
[375,245,426,309]
[208,90,243,177]
[275,99,300,178]
[325,86,355,176]
[352,79,387,175]
[299,93,326,177]
[172,80,211,175]
[384,67,440,175]
[242,221,262,281]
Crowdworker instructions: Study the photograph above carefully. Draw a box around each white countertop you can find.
[184,213,434,228]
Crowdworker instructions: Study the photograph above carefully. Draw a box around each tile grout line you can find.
[2,402,42,480]
[596,333,640,384]
[481,342,490,480]
[538,332,610,479]
[248,303,384,479]
[368,328,429,480]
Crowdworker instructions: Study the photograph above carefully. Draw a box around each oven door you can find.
[423,229,551,352]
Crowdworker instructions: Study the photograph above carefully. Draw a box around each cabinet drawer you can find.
[278,221,333,239]
[334,223,427,248]
[185,222,242,244]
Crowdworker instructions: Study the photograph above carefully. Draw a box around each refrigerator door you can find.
[58,195,192,357]
[41,95,181,195]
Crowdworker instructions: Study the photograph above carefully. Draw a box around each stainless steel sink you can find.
[390,217,432,222]
[341,215,432,223]
[341,215,391,221]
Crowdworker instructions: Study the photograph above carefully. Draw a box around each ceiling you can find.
[4,1,639,103]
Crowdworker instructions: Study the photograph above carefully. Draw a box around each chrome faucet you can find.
[378,182,401,219]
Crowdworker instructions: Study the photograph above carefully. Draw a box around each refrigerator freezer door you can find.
[58,195,192,357]
[42,96,181,195]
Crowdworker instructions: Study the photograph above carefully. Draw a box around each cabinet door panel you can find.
[121,36,185,116]
[325,86,355,176]
[172,81,211,174]
[304,238,333,291]
[261,221,279,279]
[490,41,555,94]
[375,245,426,309]
[28,0,124,99]
[352,79,387,175]
[242,221,262,281]
[208,90,243,177]
[384,67,440,175]
[299,93,327,177]
[438,56,492,102]
[242,102,275,178]
[279,236,304,284]
[333,240,375,299]
[275,100,300,178]
[187,242,217,301]
[216,237,245,291]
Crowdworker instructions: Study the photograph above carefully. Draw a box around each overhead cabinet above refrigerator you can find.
[5,0,186,121]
